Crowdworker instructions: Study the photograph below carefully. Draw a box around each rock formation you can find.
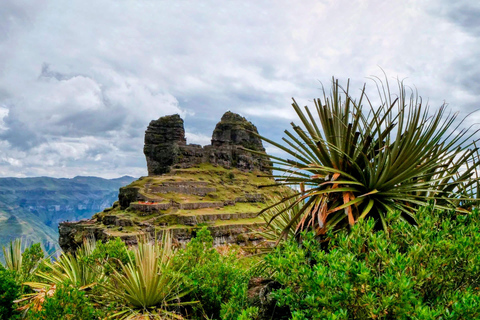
[211,111,264,150]
[144,111,270,175]
[143,114,186,175]
[58,111,279,253]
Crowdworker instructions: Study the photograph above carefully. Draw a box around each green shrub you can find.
[173,227,250,319]
[86,237,131,275]
[27,283,101,320]
[219,281,252,320]
[20,242,44,284]
[236,306,260,320]
[0,265,20,320]
[263,206,480,319]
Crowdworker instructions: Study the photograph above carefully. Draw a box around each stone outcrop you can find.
[247,278,291,319]
[58,111,282,253]
[211,111,265,151]
[143,114,186,175]
[144,111,270,175]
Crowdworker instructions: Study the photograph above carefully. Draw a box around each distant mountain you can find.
[0,175,136,257]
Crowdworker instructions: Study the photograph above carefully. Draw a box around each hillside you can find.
[0,175,136,257]
[59,112,281,251]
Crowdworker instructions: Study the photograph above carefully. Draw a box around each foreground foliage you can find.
[0,264,20,320]
[2,209,480,319]
[263,206,480,319]
[103,233,191,320]
[172,227,253,320]
[26,283,101,320]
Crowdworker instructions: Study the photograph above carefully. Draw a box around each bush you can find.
[27,283,101,320]
[263,206,480,319]
[0,265,20,320]
[172,227,251,320]
[86,237,131,275]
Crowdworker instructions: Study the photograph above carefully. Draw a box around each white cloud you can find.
[185,132,211,146]
[0,0,479,178]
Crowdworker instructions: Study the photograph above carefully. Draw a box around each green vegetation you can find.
[172,228,251,320]
[3,78,480,319]
[103,233,191,319]
[263,206,480,319]
[1,213,480,319]
[26,283,101,320]
[0,265,20,320]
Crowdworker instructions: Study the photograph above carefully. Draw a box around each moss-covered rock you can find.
[118,187,140,209]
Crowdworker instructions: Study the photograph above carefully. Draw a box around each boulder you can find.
[247,278,290,320]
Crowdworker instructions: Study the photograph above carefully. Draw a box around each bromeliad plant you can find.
[103,232,194,320]
[18,239,100,314]
[258,192,303,243]
[255,77,480,239]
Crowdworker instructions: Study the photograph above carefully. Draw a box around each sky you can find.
[0,0,479,178]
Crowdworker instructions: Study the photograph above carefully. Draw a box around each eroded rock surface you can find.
[144,111,269,175]
[144,114,186,175]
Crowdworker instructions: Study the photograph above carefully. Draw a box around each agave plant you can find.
[19,238,100,313]
[252,77,479,239]
[104,232,193,319]
[2,238,44,284]
[27,238,99,289]
[258,192,303,243]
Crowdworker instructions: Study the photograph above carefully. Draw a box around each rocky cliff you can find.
[59,112,279,252]
[144,111,270,175]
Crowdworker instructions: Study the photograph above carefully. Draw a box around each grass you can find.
[105,229,143,237]
[213,217,264,226]
[87,163,285,244]
[176,202,265,216]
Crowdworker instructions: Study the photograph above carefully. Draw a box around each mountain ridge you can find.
[0,175,136,258]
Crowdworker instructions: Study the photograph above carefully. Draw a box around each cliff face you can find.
[144,111,270,175]
[59,112,279,252]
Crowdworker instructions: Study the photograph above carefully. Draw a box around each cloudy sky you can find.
[0,0,479,178]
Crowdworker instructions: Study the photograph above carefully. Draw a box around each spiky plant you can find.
[19,239,100,314]
[252,77,479,239]
[28,238,99,289]
[2,238,44,284]
[258,192,302,243]
[2,238,23,273]
[104,232,193,320]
